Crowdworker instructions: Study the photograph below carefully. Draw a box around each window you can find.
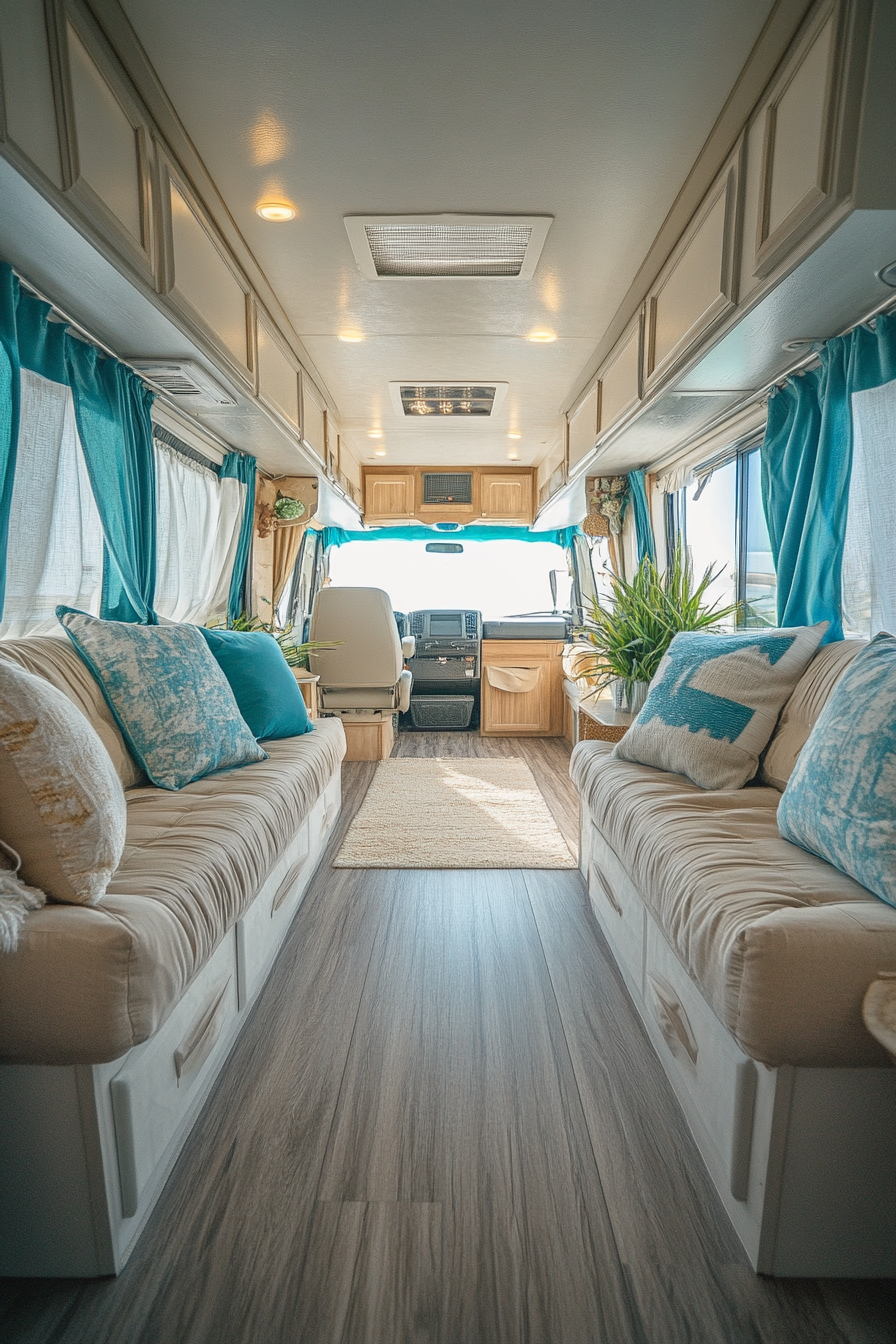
[664,444,776,629]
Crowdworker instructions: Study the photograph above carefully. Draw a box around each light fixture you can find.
[508,452,519,461]
[508,430,522,439]
[254,201,296,222]
[527,329,557,343]
[368,429,383,438]
[338,330,365,343]
[373,448,387,457]
[877,259,896,288]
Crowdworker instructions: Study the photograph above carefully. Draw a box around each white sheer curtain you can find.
[0,369,104,639]
[842,376,896,637]
[153,442,245,624]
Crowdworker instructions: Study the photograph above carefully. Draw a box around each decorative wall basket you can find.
[583,512,610,537]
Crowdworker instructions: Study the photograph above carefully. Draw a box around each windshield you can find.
[327,538,571,619]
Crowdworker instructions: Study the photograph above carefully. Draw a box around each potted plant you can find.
[574,542,739,712]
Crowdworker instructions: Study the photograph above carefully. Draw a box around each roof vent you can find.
[345,214,552,279]
[129,359,237,409]
[389,382,508,417]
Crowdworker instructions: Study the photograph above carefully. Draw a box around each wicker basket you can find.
[582,511,610,537]
[578,713,628,744]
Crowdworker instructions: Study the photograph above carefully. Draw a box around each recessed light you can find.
[254,201,296,222]
[527,329,557,343]
[508,431,522,439]
[373,448,387,457]
[338,330,365,343]
[508,452,519,460]
[368,429,383,438]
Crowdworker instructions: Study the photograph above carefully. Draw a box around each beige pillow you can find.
[0,660,126,904]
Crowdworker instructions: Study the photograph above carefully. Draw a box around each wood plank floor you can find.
[2,729,895,1343]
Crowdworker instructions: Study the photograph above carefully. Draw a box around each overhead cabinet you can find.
[255,310,301,431]
[479,472,533,521]
[597,310,642,440]
[363,467,535,525]
[364,471,415,521]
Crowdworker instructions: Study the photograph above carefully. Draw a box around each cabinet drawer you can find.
[109,933,239,1218]
[644,919,758,1201]
[587,834,645,994]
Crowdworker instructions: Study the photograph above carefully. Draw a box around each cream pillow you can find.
[0,660,126,904]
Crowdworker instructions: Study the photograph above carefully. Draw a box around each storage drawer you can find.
[644,918,758,1201]
[587,833,645,994]
[109,933,239,1218]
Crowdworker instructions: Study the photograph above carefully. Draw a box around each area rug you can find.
[333,757,576,869]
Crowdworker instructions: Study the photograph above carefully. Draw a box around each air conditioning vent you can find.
[129,359,237,409]
[345,214,552,279]
[422,473,473,506]
[389,381,508,417]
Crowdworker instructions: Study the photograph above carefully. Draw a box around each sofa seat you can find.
[0,719,345,1066]
[571,740,896,1067]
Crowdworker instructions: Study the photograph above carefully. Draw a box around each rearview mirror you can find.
[425,542,464,553]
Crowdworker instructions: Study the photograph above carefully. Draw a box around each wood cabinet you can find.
[364,471,415,521]
[480,641,565,737]
[479,472,533,521]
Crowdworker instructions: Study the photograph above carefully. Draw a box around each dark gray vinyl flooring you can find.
[2,731,895,1343]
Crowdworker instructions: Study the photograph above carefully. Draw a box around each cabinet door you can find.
[364,472,415,519]
[479,472,533,522]
[480,642,563,736]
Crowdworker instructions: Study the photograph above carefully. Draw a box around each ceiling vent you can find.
[345,214,552,279]
[389,382,508,417]
[129,359,237,409]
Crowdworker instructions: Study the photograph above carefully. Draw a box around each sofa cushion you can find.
[58,608,267,790]
[0,660,126,905]
[571,740,896,1066]
[613,624,826,790]
[0,635,145,788]
[778,634,896,908]
[0,717,346,1064]
[757,639,863,790]
[197,627,313,740]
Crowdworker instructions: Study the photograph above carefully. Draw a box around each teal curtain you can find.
[221,451,257,622]
[0,261,158,623]
[320,524,581,549]
[0,268,21,617]
[628,469,656,565]
[762,313,896,642]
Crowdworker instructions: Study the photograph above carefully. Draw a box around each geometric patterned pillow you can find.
[777,632,896,907]
[613,623,827,790]
[57,608,267,790]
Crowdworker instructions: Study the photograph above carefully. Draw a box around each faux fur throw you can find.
[0,840,45,953]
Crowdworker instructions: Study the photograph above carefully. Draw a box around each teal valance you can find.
[320,524,581,549]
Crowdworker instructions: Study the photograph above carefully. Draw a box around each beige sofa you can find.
[571,639,896,1278]
[0,635,346,1277]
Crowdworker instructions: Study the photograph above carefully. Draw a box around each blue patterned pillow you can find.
[614,623,827,790]
[778,633,896,907]
[57,608,267,790]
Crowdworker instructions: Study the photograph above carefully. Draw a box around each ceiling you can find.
[119,0,777,469]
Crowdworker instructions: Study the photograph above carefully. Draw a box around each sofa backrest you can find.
[758,638,864,790]
[0,635,145,788]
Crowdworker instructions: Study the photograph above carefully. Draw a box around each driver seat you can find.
[309,589,414,755]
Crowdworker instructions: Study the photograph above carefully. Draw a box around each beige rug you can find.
[334,757,576,869]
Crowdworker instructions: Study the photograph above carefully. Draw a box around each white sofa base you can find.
[580,814,896,1278]
[0,772,341,1278]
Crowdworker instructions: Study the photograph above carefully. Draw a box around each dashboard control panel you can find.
[408,609,481,656]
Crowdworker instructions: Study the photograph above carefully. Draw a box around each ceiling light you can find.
[338,330,365,342]
[508,431,521,439]
[255,201,296,222]
[527,329,557,343]
[368,430,383,438]
[508,452,519,460]
[374,448,387,457]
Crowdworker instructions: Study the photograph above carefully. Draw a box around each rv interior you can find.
[2,0,896,1338]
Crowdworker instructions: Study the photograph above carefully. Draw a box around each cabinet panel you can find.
[480,472,532,522]
[567,383,599,473]
[256,313,300,429]
[480,640,564,737]
[167,175,250,372]
[365,472,414,520]
[301,374,326,463]
[66,24,141,243]
[598,314,642,437]
[0,0,64,186]
[647,161,737,385]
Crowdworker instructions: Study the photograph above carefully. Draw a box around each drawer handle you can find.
[174,977,232,1084]
[730,1060,758,1201]
[271,847,310,915]
[590,866,622,916]
[647,973,699,1068]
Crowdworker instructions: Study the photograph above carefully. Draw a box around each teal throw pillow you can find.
[197,628,313,740]
[777,633,896,907]
[57,608,267,790]
[613,623,827,790]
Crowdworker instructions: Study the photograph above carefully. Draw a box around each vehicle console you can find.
[406,610,482,728]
